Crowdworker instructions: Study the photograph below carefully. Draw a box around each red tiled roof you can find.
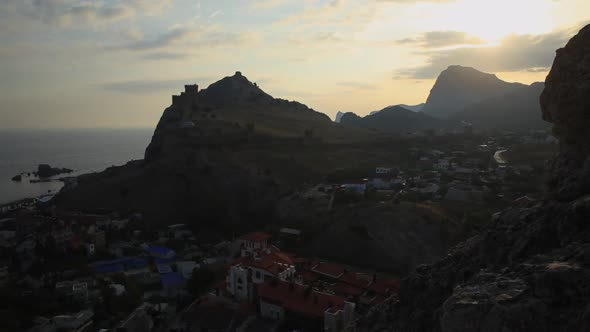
[368,278,400,295]
[330,282,365,297]
[239,232,272,242]
[340,272,372,288]
[227,249,293,276]
[257,280,346,318]
[299,271,319,283]
[311,262,346,279]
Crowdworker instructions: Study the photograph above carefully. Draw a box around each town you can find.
[0,128,557,332]
[0,208,398,331]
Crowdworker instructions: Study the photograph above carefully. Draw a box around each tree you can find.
[187,267,216,297]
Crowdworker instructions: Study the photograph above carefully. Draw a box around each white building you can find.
[226,247,296,301]
[375,167,392,175]
[237,232,272,256]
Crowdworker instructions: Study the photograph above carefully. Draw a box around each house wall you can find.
[239,239,268,256]
[323,302,356,332]
[251,268,268,284]
[227,266,252,300]
[260,300,285,321]
[324,310,342,332]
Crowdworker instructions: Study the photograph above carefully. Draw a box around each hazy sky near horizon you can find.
[0,0,588,129]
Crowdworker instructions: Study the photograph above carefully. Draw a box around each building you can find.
[237,232,271,256]
[55,280,90,301]
[375,167,392,175]
[369,177,392,190]
[257,280,355,332]
[434,158,452,171]
[279,228,303,248]
[28,310,94,332]
[161,272,186,297]
[143,244,176,260]
[341,181,367,194]
[226,247,296,301]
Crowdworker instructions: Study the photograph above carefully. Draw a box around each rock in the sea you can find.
[11,174,22,182]
[37,164,73,178]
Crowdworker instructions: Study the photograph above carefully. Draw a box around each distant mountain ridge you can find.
[423,65,527,118]
[340,106,441,133]
[342,66,548,133]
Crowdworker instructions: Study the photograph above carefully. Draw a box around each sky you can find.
[0,0,588,129]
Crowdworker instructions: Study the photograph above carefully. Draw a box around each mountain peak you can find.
[423,66,526,118]
[441,65,499,80]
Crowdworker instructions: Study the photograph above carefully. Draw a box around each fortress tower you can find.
[172,84,199,105]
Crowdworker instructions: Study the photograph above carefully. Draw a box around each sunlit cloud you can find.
[397,31,487,48]
[0,0,588,128]
[396,25,584,78]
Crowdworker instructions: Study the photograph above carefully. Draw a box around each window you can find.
[237,277,243,284]
[255,270,261,279]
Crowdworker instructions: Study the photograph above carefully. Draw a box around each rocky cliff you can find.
[365,24,590,332]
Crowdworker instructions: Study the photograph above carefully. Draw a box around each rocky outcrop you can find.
[367,24,590,332]
[36,164,73,178]
[541,24,590,201]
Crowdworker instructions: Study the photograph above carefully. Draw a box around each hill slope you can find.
[449,82,549,131]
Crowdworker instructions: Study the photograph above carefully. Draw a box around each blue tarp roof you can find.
[157,264,173,274]
[160,272,185,288]
[146,245,176,258]
[93,257,150,274]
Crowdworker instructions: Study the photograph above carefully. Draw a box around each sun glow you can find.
[439,0,555,42]
[364,0,555,44]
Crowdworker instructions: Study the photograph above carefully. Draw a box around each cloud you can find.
[337,82,377,90]
[100,78,209,94]
[209,10,223,19]
[397,31,486,48]
[141,52,190,61]
[7,0,171,27]
[250,0,291,10]
[116,28,193,51]
[397,26,581,78]
[376,0,455,2]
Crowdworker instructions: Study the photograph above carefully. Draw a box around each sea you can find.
[0,128,154,205]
